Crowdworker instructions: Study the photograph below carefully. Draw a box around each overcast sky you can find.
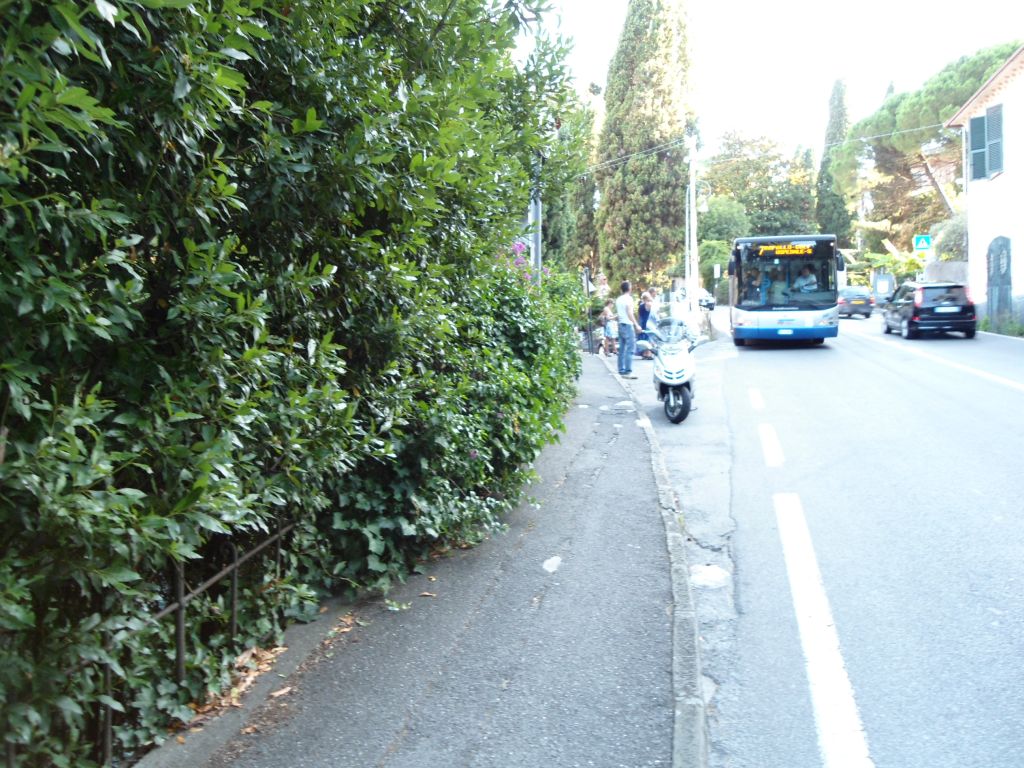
[540,0,1023,161]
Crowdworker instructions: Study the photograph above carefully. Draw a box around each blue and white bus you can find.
[728,234,845,346]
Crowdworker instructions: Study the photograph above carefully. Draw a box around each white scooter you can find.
[638,316,708,423]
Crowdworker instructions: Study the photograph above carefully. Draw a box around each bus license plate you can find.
[777,329,794,335]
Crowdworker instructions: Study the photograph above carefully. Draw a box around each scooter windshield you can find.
[655,318,693,344]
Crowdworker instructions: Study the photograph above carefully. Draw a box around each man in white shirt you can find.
[614,280,643,378]
[793,265,818,293]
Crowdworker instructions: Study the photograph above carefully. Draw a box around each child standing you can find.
[599,299,618,356]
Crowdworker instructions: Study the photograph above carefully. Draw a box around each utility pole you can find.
[686,135,698,312]
[529,154,543,286]
[528,192,542,285]
[683,179,690,293]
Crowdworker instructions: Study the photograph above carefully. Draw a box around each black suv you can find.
[881,281,976,339]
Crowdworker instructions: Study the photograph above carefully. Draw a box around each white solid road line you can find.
[774,493,875,768]
[863,333,1024,395]
[758,423,784,467]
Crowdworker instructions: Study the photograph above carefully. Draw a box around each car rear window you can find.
[921,286,968,305]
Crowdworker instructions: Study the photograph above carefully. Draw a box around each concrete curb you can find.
[979,328,1024,341]
[594,351,709,768]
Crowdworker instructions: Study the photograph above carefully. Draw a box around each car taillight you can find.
[966,286,973,303]
[870,296,876,305]
[838,297,846,304]
[914,288,924,307]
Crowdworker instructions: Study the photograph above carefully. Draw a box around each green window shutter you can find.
[986,104,1003,174]
[970,116,987,180]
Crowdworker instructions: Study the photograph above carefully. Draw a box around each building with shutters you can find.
[946,45,1024,327]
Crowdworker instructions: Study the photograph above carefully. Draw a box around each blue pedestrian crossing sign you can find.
[913,234,932,251]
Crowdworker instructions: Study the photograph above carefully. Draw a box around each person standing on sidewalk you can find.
[615,280,642,378]
[599,298,618,356]
[637,292,658,359]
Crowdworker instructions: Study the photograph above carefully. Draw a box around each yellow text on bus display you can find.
[758,245,813,256]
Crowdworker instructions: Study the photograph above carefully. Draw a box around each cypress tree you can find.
[595,0,693,282]
[556,106,600,272]
[786,147,818,234]
[816,80,853,246]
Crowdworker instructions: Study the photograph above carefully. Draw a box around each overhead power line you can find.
[579,122,958,181]
[825,122,952,149]
[576,135,690,179]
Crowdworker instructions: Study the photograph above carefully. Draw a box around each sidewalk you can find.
[137,352,706,768]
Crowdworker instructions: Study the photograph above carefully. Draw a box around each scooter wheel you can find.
[664,387,692,423]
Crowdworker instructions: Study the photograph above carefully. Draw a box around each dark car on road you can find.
[881,281,976,339]
[837,286,874,318]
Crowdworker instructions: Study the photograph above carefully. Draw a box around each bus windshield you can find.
[733,238,839,310]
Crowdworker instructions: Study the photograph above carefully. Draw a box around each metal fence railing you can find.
[29,519,299,767]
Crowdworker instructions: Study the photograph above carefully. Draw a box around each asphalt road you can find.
[629,310,1024,768]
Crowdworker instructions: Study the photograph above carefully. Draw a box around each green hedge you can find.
[0,0,585,764]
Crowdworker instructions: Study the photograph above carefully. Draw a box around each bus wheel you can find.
[733,337,746,347]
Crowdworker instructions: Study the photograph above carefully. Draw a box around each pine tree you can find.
[816,80,853,246]
[831,43,1019,252]
[595,0,692,282]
